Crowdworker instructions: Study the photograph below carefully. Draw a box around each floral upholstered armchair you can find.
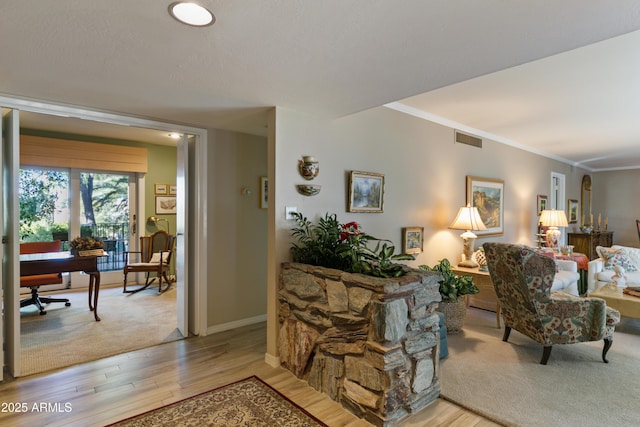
[483,242,620,365]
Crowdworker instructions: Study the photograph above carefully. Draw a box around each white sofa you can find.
[532,248,580,296]
[551,259,580,296]
[588,245,640,292]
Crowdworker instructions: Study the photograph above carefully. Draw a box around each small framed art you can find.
[156,196,177,214]
[348,171,384,213]
[537,194,548,216]
[568,199,578,224]
[154,183,167,194]
[402,227,424,254]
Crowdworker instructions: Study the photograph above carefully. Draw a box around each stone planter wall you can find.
[278,262,442,427]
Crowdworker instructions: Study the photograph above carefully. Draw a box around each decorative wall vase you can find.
[298,156,319,180]
[296,184,321,196]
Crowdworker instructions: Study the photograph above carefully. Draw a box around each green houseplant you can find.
[420,258,479,334]
[290,212,414,278]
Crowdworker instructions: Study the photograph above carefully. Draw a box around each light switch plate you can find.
[285,206,298,220]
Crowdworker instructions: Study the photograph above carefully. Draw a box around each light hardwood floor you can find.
[0,322,500,427]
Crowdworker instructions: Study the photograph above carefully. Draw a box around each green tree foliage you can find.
[19,169,67,239]
[80,173,129,224]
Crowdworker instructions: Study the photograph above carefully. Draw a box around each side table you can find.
[555,251,589,295]
[452,266,501,328]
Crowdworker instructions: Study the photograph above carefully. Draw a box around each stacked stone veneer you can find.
[278,262,442,427]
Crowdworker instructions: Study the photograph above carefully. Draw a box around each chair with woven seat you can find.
[123,230,175,294]
[483,242,620,365]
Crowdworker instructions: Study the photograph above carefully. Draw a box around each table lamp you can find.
[449,204,487,267]
[539,209,568,252]
[147,216,170,233]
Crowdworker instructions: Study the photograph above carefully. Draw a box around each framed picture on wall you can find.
[466,176,504,236]
[348,171,384,213]
[154,183,167,194]
[537,194,548,215]
[156,196,177,214]
[169,185,177,195]
[402,227,424,254]
[568,199,579,224]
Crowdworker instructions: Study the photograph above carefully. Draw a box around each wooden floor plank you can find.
[0,322,499,427]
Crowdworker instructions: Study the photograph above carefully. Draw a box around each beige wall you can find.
[207,129,268,328]
[593,169,640,247]
[273,106,587,269]
[268,105,589,358]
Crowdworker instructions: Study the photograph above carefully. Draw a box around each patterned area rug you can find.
[108,376,328,427]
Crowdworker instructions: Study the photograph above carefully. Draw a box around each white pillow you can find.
[149,252,170,264]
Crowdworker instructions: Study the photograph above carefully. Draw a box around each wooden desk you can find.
[452,266,501,328]
[20,252,102,321]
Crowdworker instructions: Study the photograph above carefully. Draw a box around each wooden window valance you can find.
[20,135,148,173]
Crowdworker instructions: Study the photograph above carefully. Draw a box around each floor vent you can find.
[455,131,482,148]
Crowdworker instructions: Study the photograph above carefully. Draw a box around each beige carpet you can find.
[20,284,180,377]
[440,307,640,427]
[107,376,328,427]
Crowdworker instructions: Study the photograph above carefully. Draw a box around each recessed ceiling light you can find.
[168,133,181,139]
[169,2,215,27]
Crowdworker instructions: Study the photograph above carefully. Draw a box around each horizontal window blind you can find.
[20,135,148,173]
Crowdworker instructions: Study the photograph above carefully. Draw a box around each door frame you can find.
[0,96,209,375]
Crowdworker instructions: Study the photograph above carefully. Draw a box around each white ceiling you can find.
[2,1,640,170]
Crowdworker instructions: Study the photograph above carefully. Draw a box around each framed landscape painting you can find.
[568,199,579,224]
[537,194,548,215]
[348,171,384,213]
[466,176,504,236]
[402,227,424,254]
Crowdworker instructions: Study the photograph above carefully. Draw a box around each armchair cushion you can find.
[149,252,170,264]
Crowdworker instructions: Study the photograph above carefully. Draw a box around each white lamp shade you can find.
[449,205,488,232]
[540,209,568,227]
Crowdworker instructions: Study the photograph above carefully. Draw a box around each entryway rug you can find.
[440,308,640,427]
[108,376,328,427]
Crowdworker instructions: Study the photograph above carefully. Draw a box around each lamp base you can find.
[459,232,478,268]
[545,226,561,252]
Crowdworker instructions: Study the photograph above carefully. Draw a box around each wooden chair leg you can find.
[540,346,552,365]
[502,326,511,342]
[602,339,613,363]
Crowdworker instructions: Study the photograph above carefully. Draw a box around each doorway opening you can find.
[2,100,207,378]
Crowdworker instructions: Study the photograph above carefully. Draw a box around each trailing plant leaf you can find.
[419,258,479,302]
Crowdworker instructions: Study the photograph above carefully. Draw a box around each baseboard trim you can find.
[206,314,267,335]
[264,352,280,368]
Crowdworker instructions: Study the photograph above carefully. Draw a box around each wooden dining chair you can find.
[123,231,175,293]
